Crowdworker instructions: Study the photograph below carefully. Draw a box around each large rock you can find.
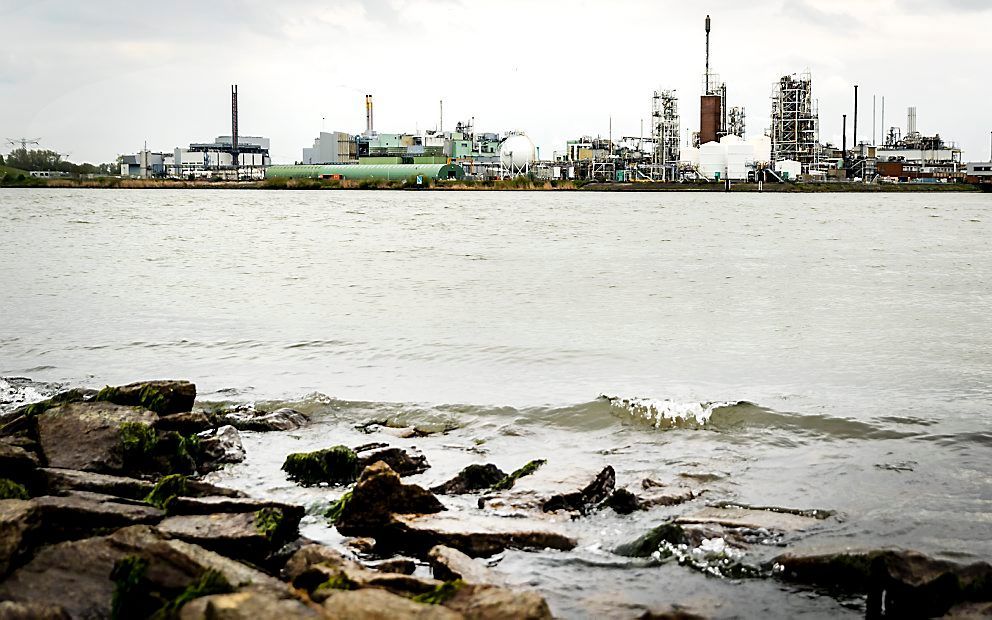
[0,441,40,485]
[443,583,552,620]
[334,462,445,537]
[178,591,322,619]
[0,525,284,619]
[431,465,507,495]
[40,468,244,501]
[156,411,216,434]
[542,466,615,514]
[283,446,430,487]
[157,505,302,566]
[0,499,38,578]
[283,446,360,486]
[95,380,196,415]
[196,425,246,465]
[35,401,158,473]
[357,447,430,478]
[40,467,154,500]
[478,464,608,513]
[320,588,462,620]
[221,405,309,432]
[391,514,577,558]
[774,549,992,618]
[31,490,164,542]
[428,545,503,585]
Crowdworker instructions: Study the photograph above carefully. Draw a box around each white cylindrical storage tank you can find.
[500,134,536,171]
[681,146,700,167]
[777,159,802,180]
[748,135,772,168]
[725,144,754,180]
[699,142,725,180]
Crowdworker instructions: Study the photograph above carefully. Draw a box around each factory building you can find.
[265,163,465,182]
[875,108,963,182]
[302,132,356,164]
[770,72,820,174]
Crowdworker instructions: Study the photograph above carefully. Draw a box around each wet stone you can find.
[95,380,196,416]
[431,464,507,495]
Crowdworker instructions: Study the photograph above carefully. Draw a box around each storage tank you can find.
[499,134,536,170]
[776,160,802,180]
[698,142,725,179]
[700,95,721,145]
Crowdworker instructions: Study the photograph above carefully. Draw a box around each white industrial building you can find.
[302,132,356,164]
[683,135,771,181]
[121,136,270,179]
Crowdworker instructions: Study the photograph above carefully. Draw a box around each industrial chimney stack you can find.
[231,84,239,170]
[365,95,374,135]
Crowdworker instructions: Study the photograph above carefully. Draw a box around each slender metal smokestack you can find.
[842,114,848,172]
[853,85,859,150]
[365,95,373,134]
[705,15,711,92]
[231,84,239,169]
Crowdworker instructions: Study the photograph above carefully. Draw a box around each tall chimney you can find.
[907,106,917,135]
[842,114,848,172]
[853,85,858,150]
[231,84,239,169]
[366,94,374,134]
[705,15,711,93]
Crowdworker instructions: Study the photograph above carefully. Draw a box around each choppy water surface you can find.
[1,188,991,617]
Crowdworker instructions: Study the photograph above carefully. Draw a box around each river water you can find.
[1,188,991,617]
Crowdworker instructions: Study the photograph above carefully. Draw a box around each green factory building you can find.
[265,163,466,182]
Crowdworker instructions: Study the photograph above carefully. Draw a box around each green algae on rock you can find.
[96,381,196,416]
[411,579,463,605]
[143,474,188,511]
[613,522,688,558]
[492,459,546,491]
[282,446,359,486]
[0,479,29,501]
[253,507,284,542]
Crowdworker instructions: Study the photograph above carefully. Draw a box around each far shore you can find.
[0,175,986,193]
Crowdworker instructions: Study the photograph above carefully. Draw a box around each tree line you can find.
[2,148,118,176]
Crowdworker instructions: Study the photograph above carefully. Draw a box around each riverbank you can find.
[0,174,984,192]
[2,379,991,618]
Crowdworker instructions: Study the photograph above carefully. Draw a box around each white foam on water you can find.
[602,395,740,429]
[0,377,60,415]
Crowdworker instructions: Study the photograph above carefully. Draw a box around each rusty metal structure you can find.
[699,15,727,145]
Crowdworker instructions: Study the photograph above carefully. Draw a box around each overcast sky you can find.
[1,0,990,164]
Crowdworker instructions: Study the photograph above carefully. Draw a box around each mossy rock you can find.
[0,478,29,500]
[282,446,358,486]
[119,422,159,464]
[110,554,232,620]
[96,381,196,416]
[412,580,464,605]
[324,491,353,525]
[144,474,188,511]
[613,522,687,558]
[253,507,285,542]
[492,459,546,491]
[431,464,506,495]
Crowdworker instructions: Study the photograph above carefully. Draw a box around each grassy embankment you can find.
[0,171,982,192]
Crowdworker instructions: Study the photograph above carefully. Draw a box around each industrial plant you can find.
[116,16,981,187]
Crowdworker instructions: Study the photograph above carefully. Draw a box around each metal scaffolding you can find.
[728,106,746,139]
[770,72,820,173]
[652,89,680,173]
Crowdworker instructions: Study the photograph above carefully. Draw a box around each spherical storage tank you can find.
[499,134,536,170]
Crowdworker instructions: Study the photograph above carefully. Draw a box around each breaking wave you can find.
[602,395,742,429]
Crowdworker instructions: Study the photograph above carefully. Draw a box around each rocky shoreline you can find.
[1,380,990,619]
